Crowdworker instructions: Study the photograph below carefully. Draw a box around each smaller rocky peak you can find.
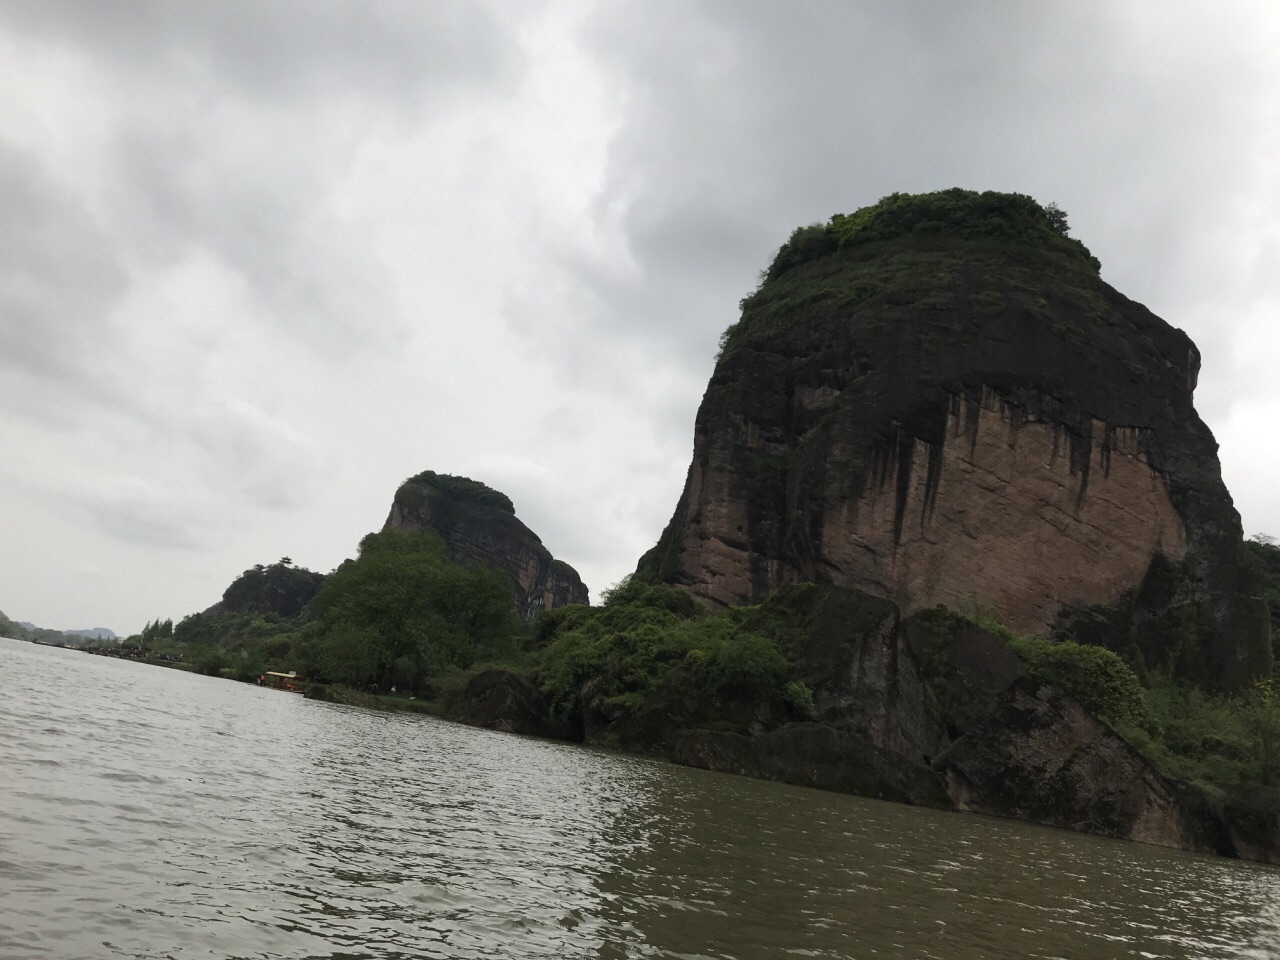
[386,470,588,619]
[218,559,326,620]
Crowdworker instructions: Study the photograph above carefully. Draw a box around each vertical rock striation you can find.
[637,190,1269,688]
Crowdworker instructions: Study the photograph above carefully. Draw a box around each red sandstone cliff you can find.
[636,191,1270,688]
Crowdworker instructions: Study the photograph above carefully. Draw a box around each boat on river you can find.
[259,671,304,692]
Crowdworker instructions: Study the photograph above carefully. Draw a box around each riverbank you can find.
[303,682,441,714]
[37,613,1280,865]
[298,660,1280,867]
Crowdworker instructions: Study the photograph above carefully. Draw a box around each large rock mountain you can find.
[385,471,589,618]
[637,190,1269,689]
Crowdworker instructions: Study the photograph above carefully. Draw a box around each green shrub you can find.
[763,189,1100,283]
[305,528,521,691]
[1243,679,1280,786]
[1009,635,1153,731]
[784,679,815,716]
[536,587,789,720]
[401,471,515,514]
[707,631,788,695]
[194,648,229,677]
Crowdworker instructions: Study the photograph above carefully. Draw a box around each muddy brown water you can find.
[3,636,1279,959]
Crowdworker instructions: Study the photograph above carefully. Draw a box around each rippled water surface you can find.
[3,638,1280,959]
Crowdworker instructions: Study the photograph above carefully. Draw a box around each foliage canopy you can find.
[401,470,516,515]
[302,528,521,691]
[764,189,1100,284]
[535,580,788,721]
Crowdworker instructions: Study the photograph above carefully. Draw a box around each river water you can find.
[2,637,1279,960]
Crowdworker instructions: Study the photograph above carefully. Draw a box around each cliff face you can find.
[385,471,589,618]
[638,190,1268,688]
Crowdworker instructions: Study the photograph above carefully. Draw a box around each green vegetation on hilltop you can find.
[220,558,326,619]
[400,470,515,515]
[764,189,1098,285]
[714,190,1113,376]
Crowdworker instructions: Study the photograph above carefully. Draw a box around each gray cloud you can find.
[0,0,529,379]
[0,1,520,106]
[2,0,1277,631]
[0,140,131,379]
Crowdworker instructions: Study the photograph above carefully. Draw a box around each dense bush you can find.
[1244,535,1280,666]
[220,561,325,619]
[959,602,1280,787]
[763,189,1100,284]
[537,582,787,719]
[1007,634,1153,731]
[401,470,515,514]
[301,528,521,692]
[783,679,815,716]
[193,648,229,677]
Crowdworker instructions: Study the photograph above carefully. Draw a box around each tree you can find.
[1244,679,1280,786]
[1044,202,1070,237]
[308,529,519,691]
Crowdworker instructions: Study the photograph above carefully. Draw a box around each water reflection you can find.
[2,636,1279,960]
[596,760,1280,959]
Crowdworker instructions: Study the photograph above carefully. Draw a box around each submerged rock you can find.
[937,678,1280,862]
[939,679,1199,847]
[446,669,567,738]
[673,724,953,809]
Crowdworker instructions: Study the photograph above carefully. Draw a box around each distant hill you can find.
[65,627,118,641]
[0,609,118,644]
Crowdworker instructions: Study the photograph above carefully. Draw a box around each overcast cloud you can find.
[2,0,1278,634]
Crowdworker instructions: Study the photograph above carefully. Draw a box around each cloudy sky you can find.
[2,1,1278,634]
